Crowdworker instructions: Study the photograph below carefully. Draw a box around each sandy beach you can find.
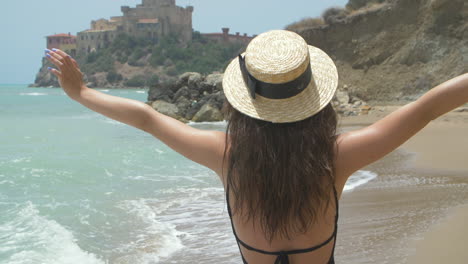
[403,116,468,264]
[339,105,468,264]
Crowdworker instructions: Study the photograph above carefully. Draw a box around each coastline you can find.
[340,106,468,264]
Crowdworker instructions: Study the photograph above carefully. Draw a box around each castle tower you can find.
[47,33,77,56]
[120,0,193,43]
[142,0,176,7]
[75,0,194,54]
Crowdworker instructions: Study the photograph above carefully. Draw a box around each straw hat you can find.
[223,30,338,123]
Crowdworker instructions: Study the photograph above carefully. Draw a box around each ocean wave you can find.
[188,121,228,126]
[103,119,125,126]
[19,92,48,96]
[138,187,240,262]
[115,199,186,263]
[9,157,32,164]
[344,170,378,192]
[68,113,101,120]
[0,202,104,264]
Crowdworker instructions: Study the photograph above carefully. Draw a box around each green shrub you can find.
[77,31,247,78]
[81,50,115,74]
[117,54,128,64]
[124,75,146,87]
[322,7,348,24]
[166,66,178,77]
[148,34,245,74]
[106,71,123,83]
[124,74,159,87]
[86,52,98,63]
[147,74,160,86]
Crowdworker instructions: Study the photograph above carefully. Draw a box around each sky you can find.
[0,0,348,84]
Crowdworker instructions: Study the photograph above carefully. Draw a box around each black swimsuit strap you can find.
[226,185,340,263]
[235,227,337,255]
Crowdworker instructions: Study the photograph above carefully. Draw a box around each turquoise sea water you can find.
[0,85,376,264]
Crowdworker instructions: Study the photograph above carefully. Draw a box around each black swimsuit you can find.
[226,187,339,264]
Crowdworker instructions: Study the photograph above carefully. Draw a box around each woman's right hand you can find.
[45,48,85,99]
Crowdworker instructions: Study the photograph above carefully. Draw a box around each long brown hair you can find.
[223,101,338,242]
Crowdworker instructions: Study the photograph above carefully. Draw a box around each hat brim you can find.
[223,45,338,123]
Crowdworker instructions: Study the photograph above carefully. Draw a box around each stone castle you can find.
[46,0,253,56]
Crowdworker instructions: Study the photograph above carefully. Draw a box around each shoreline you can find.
[340,106,468,264]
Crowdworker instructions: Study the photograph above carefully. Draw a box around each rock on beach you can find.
[147,72,371,122]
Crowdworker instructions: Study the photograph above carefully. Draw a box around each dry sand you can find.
[402,116,468,264]
[340,105,468,264]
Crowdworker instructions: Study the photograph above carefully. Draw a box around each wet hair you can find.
[222,101,338,242]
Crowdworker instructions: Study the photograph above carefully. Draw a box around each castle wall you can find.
[60,43,77,57]
[121,0,193,42]
[73,0,194,54]
[91,19,119,31]
[143,0,175,6]
[77,30,117,54]
[47,34,77,56]
[202,28,254,45]
[134,19,162,39]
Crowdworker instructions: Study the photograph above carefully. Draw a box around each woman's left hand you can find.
[45,49,85,99]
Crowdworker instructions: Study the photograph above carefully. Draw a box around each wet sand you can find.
[339,106,468,264]
[402,118,468,264]
[408,204,468,264]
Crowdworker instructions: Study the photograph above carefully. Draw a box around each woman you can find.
[46,30,468,264]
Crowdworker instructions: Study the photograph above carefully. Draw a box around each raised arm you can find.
[46,49,226,175]
[335,73,468,190]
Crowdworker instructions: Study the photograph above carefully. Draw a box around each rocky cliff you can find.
[147,72,226,123]
[292,0,467,103]
[31,59,60,88]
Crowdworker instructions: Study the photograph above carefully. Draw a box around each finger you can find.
[70,58,84,77]
[52,48,69,58]
[48,50,70,69]
[66,55,81,73]
[52,49,74,67]
[46,49,72,70]
[48,67,62,78]
[45,53,63,68]
[70,57,79,68]
[56,51,84,79]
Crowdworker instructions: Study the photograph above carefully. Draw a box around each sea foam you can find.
[114,199,186,263]
[344,170,378,192]
[18,92,48,96]
[0,202,104,264]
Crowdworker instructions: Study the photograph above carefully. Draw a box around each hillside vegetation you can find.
[34,32,246,88]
